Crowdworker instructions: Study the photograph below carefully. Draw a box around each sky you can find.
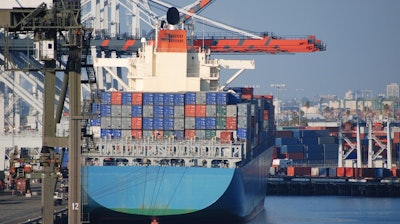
[174,0,400,99]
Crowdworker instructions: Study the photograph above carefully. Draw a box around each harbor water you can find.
[246,196,400,224]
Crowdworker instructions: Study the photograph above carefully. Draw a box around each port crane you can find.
[88,0,325,55]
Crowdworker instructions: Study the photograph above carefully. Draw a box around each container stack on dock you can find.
[275,128,339,165]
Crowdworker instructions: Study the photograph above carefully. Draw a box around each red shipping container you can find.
[345,167,355,177]
[282,152,304,160]
[131,117,142,130]
[263,110,269,120]
[358,168,376,178]
[287,166,311,176]
[393,132,400,143]
[242,94,253,100]
[132,92,143,105]
[111,91,122,105]
[195,105,206,117]
[185,105,196,117]
[220,131,233,143]
[254,95,273,100]
[185,129,196,139]
[391,168,399,177]
[226,117,237,130]
[336,167,345,177]
[131,130,142,139]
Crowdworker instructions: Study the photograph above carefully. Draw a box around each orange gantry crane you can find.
[95,0,325,55]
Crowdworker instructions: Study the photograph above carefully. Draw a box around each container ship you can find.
[81,7,275,223]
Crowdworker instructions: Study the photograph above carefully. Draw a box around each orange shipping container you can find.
[220,131,233,143]
[336,167,345,177]
[131,130,142,139]
[287,166,311,176]
[391,167,400,177]
[131,117,143,130]
[132,92,143,105]
[195,105,206,117]
[185,129,196,139]
[226,117,237,130]
[185,105,196,117]
[345,167,355,177]
[111,92,122,105]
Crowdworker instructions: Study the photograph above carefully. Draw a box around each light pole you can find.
[271,83,286,127]
[296,89,304,126]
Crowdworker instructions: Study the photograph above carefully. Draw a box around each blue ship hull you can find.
[82,144,273,223]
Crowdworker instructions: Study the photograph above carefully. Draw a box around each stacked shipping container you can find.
[275,129,339,165]
[91,89,274,148]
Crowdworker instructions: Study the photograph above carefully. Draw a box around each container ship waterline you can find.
[81,7,275,223]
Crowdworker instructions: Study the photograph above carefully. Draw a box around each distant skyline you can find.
[191,0,400,99]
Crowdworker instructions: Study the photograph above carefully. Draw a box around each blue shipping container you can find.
[121,92,132,105]
[185,92,196,105]
[143,93,154,105]
[100,129,112,138]
[163,118,174,130]
[174,94,185,106]
[90,118,101,126]
[205,117,216,129]
[153,93,164,106]
[275,137,299,146]
[280,145,304,153]
[163,106,174,118]
[154,118,164,130]
[164,93,175,106]
[174,130,185,140]
[153,106,164,118]
[131,105,143,117]
[237,128,249,140]
[110,129,122,138]
[100,104,112,116]
[195,117,206,130]
[206,92,217,105]
[142,118,154,130]
[101,92,111,104]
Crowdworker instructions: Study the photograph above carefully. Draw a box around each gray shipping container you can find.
[111,117,122,129]
[174,118,185,130]
[196,92,206,104]
[206,105,216,117]
[121,130,132,138]
[121,117,132,129]
[196,130,206,140]
[100,117,112,129]
[185,117,195,129]
[174,106,184,118]
[143,105,154,117]
[121,105,132,117]
[237,103,250,117]
[237,116,251,129]
[226,105,237,117]
[111,105,122,117]
[143,130,154,139]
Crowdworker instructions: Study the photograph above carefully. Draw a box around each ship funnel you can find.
[166,7,180,29]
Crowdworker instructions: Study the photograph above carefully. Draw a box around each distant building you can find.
[386,83,399,98]
[344,90,354,100]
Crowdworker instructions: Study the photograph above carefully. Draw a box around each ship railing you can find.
[82,138,245,161]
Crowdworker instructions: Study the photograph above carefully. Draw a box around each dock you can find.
[267,177,400,197]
